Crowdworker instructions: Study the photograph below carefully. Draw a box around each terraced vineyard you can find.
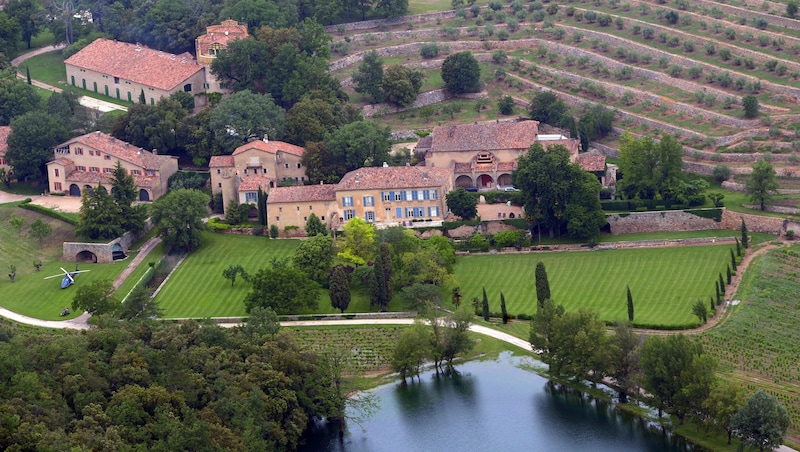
[327,0,800,188]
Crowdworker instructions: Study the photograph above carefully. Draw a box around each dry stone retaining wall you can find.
[607,208,784,234]
[324,10,457,32]
[720,209,784,233]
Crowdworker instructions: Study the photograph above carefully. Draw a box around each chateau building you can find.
[47,131,178,201]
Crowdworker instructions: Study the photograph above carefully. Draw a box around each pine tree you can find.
[741,218,749,249]
[730,248,737,271]
[626,285,634,322]
[535,261,551,308]
[482,287,490,321]
[500,292,508,324]
[727,265,732,285]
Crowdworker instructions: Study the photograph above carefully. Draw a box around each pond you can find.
[301,352,701,452]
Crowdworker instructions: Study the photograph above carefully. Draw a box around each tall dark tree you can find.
[500,292,508,324]
[111,161,147,234]
[626,285,634,322]
[379,243,393,303]
[746,159,779,211]
[6,111,68,182]
[719,272,725,295]
[325,120,391,173]
[381,64,424,107]
[535,261,551,308]
[208,90,287,154]
[481,287,490,321]
[353,50,385,103]
[150,189,210,253]
[441,51,481,94]
[244,259,320,314]
[529,90,569,127]
[329,265,352,313]
[735,237,742,256]
[692,299,708,324]
[727,265,732,285]
[618,132,684,201]
[609,322,641,403]
[370,247,391,311]
[257,186,267,225]
[5,0,41,49]
[292,234,334,284]
[730,248,737,271]
[741,219,749,249]
[715,280,721,306]
[731,390,791,451]
[76,185,124,240]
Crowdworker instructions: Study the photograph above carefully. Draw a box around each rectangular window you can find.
[90,167,99,173]
[432,190,438,200]
[284,163,289,169]
[54,182,62,191]
[263,168,267,174]
[365,211,375,222]
[245,192,257,203]
[218,183,222,188]
[54,169,59,177]
[104,154,111,160]
[243,169,248,174]
[363,196,374,207]
[297,163,301,168]
[423,190,430,200]
[55,146,70,154]
[394,191,402,201]
[131,169,141,175]
[416,207,425,217]
[88,150,94,156]
[103,168,112,173]
[411,190,418,201]
[396,207,402,218]
[146,170,154,176]
[276,216,280,221]
[344,209,355,220]
[382,191,391,201]
[405,208,414,218]
[75,147,83,155]
[406,191,413,201]
[342,196,354,207]
[76,166,85,171]
[114,77,119,84]
[429,206,440,217]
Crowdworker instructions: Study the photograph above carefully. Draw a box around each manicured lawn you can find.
[454,245,732,327]
[155,231,408,318]
[22,51,67,87]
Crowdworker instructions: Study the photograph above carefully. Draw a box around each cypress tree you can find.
[710,297,715,313]
[500,292,508,324]
[730,248,737,271]
[535,262,551,308]
[715,281,721,306]
[482,287,490,321]
[727,265,732,285]
[719,272,725,293]
[26,67,31,84]
[329,265,351,313]
[735,237,742,257]
[741,218,749,249]
[626,285,634,322]
[370,253,387,311]
[257,187,267,226]
[139,89,146,104]
[380,243,393,304]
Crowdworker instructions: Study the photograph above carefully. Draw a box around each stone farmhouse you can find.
[0,126,10,173]
[195,20,248,93]
[421,120,601,189]
[209,138,307,212]
[64,38,207,107]
[47,131,178,201]
[267,166,454,231]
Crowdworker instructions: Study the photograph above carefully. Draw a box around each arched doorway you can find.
[84,185,94,195]
[497,173,512,187]
[69,184,81,196]
[76,250,98,263]
[478,174,494,188]
[455,175,473,188]
[138,189,150,201]
[112,243,126,260]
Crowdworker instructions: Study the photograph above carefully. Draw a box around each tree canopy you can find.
[353,50,385,103]
[6,110,69,182]
[244,259,320,314]
[324,120,392,176]
[208,90,287,154]
[445,188,478,220]
[731,390,790,451]
[746,159,779,211]
[441,51,481,94]
[617,132,685,201]
[150,189,210,252]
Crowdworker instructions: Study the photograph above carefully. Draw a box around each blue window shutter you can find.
[390,191,394,200]
[396,207,402,218]
[428,207,432,217]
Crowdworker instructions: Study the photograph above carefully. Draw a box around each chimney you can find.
[152,148,157,155]
[263,134,268,143]
[382,162,388,167]
[211,32,215,41]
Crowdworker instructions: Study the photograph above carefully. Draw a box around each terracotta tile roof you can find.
[542,139,580,155]
[64,170,158,188]
[237,175,271,191]
[64,38,204,91]
[430,120,539,152]
[56,131,175,170]
[575,153,606,172]
[337,166,451,191]
[196,20,248,56]
[415,136,432,149]
[268,184,337,204]
[209,155,234,167]
[0,126,10,155]
[453,162,471,172]
[233,139,305,158]
[497,161,517,171]
[50,157,73,166]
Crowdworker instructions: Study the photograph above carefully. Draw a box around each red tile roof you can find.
[415,136,433,149]
[268,184,337,204]
[237,175,271,191]
[63,170,159,188]
[233,139,305,157]
[196,20,248,56]
[56,131,176,170]
[51,157,73,166]
[64,38,204,91]
[497,161,517,171]
[337,166,451,191]
[209,155,234,167]
[431,120,539,152]
[575,153,606,172]
[0,126,10,155]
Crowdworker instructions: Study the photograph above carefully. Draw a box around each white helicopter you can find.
[44,266,91,289]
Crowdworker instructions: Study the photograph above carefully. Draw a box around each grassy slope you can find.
[454,245,731,326]
[700,244,800,445]
[0,203,128,320]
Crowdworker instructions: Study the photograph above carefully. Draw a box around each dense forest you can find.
[0,318,343,451]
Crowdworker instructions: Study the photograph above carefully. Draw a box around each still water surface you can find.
[302,352,700,452]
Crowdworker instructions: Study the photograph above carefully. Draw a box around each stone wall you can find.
[324,10,456,32]
[62,223,150,263]
[362,88,486,118]
[606,208,784,235]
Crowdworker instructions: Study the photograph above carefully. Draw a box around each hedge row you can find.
[18,200,79,226]
[685,208,723,222]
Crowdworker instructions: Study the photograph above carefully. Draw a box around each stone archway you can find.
[478,174,494,188]
[84,185,94,195]
[69,184,81,196]
[455,175,473,188]
[76,250,98,263]
[138,189,150,201]
[498,173,512,187]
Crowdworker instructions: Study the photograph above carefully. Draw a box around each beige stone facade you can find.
[64,39,207,106]
[195,20,249,66]
[423,120,582,189]
[209,138,307,213]
[267,184,338,232]
[47,131,178,201]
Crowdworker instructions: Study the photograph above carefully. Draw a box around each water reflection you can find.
[301,353,701,452]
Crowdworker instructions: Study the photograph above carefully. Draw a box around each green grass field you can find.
[155,232,407,318]
[454,245,733,327]
[22,51,67,87]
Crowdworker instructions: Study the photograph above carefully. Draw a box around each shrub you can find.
[420,43,440,58]
[719,48,731,61]
[667,65,683,77]
[687,66,703,79]
[683,40,695,53]
[497,29,510,40]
